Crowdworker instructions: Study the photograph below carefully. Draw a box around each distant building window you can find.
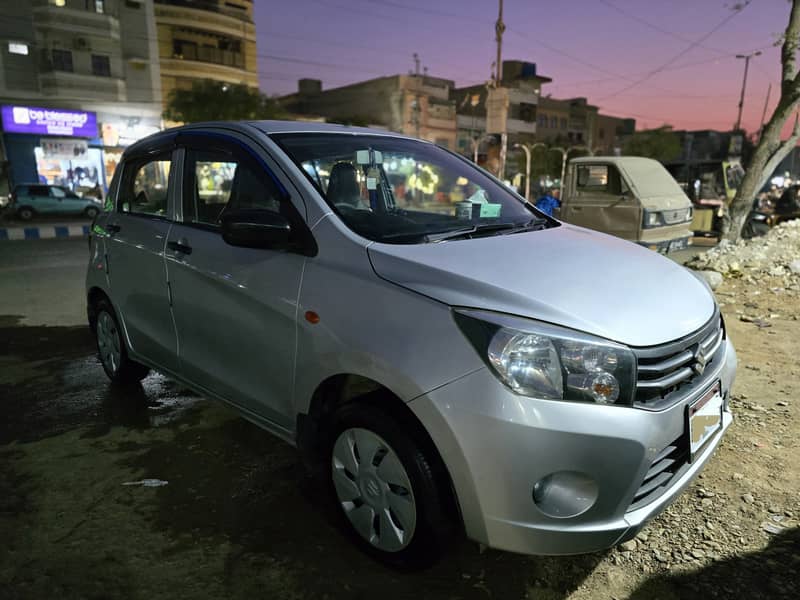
[92,54,111,76]
[549,116,557,128]
[538,115,547,127]
[599,128,605,140]
[173,39,198,61]
[94,0,105,13]
[8,42,29,55]
[560,118,567,130]
[51,49,74,72]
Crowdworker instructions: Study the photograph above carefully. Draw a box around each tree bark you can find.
[725,0,800,242]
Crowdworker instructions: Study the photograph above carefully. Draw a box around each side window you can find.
[50,187,65,198]
[28,185,49,197]
[120,155,171,217]
[183,149,284,227]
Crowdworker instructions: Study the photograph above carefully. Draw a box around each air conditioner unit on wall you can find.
[73,37,91,51]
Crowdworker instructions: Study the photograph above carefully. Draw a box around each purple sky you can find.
[255,0,792,133]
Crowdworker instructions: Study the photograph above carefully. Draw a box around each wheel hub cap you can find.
[331,428,417,552]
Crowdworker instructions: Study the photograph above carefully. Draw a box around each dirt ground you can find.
[1,274,799,599]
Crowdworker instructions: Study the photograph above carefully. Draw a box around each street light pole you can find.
[735,51,761,131]
[513,143,531,200]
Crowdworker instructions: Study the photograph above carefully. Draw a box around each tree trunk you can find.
[725,0,800,242]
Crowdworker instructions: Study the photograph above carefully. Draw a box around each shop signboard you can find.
[1,105,97,137]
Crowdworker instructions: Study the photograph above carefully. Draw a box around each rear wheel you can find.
[17,206,34,221]
[326,402,455,568]
[94,299,150,383]
[85,206,100,219]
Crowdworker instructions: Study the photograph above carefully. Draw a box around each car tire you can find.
[17,206,34,221]
[93,298,150,384]
[85,206,100,219]
[325,401,456,569]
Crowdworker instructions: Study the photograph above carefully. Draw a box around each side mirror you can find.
[220,208,291,249]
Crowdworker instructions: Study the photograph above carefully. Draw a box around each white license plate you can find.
[688,383,723,459]
[669,239,687,253]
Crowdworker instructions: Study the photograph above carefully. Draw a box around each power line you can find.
[597,0,730,56]
[598,0,752,100]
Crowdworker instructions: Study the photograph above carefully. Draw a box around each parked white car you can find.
[86,121,736,567]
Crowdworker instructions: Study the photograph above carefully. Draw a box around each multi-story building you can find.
[452,60,551,175]
[279,75,458,149]
[536,96,634,154]
[593,113,635,155]
[154,0,258,106]
[0,0,162,193]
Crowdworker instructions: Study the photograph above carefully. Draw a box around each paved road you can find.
[0,238,720,600]
[0,238,88,326]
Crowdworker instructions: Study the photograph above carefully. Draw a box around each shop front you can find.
[1,104,104,194]
[99,116,160,185]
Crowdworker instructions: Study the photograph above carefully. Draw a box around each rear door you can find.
[26,184,56,213]
[104,143,179,373]
[165,132,309,428]
[560,163,641,240]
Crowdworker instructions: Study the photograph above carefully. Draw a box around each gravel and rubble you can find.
[687,220,800,291]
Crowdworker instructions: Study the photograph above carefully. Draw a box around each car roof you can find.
[124,120,418,157]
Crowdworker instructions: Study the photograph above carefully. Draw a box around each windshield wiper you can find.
[425,218,549,242]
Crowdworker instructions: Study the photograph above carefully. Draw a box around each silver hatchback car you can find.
[86,121,736,567]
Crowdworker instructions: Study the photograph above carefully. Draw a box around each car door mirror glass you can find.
[220,209,291,249]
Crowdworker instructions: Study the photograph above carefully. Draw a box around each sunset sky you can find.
[255,0,793,134]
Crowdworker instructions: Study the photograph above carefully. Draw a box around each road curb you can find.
[0,223,90,241]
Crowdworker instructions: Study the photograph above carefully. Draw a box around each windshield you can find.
[272,133,548,244]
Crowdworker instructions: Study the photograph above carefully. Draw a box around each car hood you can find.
[367,224,715,347]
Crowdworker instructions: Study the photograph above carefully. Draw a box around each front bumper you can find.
[409,339,736,556]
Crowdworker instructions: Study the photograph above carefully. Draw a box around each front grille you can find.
[628,436,689,511]
[632,310,724,409]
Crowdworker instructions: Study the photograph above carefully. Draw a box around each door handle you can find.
[167,240,193,255]
[573,206,583,211]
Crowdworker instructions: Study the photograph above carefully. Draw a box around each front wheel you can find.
[94,299,150,384]
[17,207,34,221]
[327,403,456,568]
[85,206,100,219]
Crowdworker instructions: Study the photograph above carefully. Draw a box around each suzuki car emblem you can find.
[693,345,707,375]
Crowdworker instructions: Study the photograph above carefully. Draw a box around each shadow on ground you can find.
[2,322,605,599]
[628,526,800,600]
[121,411,607,599]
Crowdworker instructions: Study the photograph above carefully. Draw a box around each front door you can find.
[561,163,641,240]
[165,134,308,428]
[105,149,179,373]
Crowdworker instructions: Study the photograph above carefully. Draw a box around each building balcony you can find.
[159,56,257,86]
[32,4,120,40]
[155,1,256,40]
[506,118,537,135]
[170,46,244,69]
[39,70,126,102]
[155,0,251,21]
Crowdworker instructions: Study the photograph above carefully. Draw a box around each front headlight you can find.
[454,309,637,405]
[643,209,663,228]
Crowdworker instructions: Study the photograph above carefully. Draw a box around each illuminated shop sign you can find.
[1,105,97,137]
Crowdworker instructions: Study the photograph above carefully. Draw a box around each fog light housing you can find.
[532,471,598,518]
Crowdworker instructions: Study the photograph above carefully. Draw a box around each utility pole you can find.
[735,51,761,131]
[759,82,772,140]
[412,53,421,139]
[494,0,504,86]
